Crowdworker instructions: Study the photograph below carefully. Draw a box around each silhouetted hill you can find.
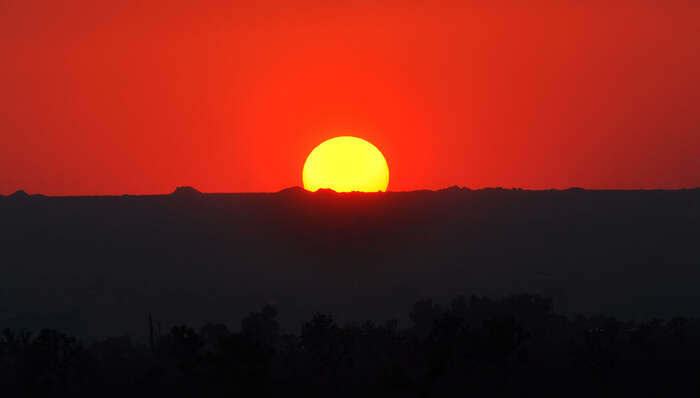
[277,186,306,195]
[1,187,699,339]
[8,190,29,199]
[170,186,202,198]
[437,185,471,192]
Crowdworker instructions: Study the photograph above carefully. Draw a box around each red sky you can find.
[1,1,699,195]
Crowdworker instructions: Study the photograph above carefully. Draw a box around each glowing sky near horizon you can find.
[1,1,699,195]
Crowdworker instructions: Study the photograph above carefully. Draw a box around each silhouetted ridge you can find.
[170,186,202,198]
[314,188,338,195]
[438,185,472,192]
[277,186,307,195]
[9,190,29,199]
[310,188,389,194]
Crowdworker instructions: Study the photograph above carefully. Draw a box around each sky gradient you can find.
[1,1,699,195]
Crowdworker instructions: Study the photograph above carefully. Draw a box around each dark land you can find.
[1,187,699,339]
[2,186,700,396]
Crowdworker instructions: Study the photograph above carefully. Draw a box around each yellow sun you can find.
[302,136,389,192]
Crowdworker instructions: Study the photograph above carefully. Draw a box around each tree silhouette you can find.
[3,294,700,396]
[241,305,280,348]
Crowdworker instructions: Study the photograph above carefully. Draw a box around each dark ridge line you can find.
[2,186,699,199]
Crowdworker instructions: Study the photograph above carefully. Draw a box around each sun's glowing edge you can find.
[302,136,389,193]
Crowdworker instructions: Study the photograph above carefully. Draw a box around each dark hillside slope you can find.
[1,188,698,338]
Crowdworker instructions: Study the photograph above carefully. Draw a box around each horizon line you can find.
[3,185,700,198]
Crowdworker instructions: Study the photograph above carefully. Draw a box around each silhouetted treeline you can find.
[3,294,700,397]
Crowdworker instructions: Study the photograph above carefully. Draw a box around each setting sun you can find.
[302,136,389,192]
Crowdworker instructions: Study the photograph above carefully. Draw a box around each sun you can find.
[302,136,389,192]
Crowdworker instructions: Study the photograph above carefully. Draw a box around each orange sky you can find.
[1,1,699,195]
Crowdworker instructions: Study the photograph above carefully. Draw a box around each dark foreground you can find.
[3,294,700,397]
[1,187,699,339]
